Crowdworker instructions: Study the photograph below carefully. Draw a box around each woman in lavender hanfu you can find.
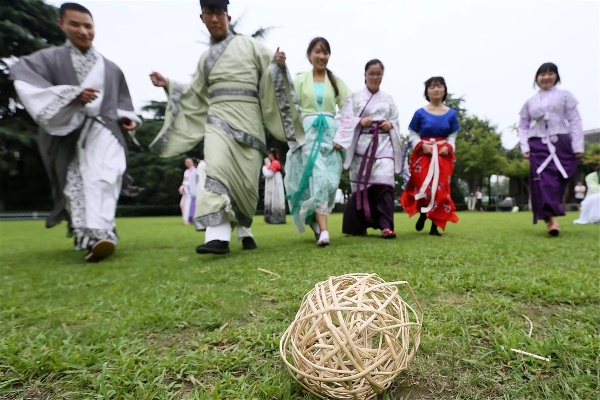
[518,62,583,236]
[333,59,403,238]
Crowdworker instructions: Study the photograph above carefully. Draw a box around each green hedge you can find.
[116,205,180,217]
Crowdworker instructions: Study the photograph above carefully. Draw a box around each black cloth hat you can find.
[200,0,229,12]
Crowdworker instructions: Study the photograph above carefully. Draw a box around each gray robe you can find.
[9,45,140,229]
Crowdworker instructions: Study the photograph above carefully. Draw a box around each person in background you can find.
[475,188,483,211]
[333,59,402,239]
[179,157,197,225]
[518,62,583,236]
[400,77,460,236]
[574,166,600,224]
[574,180,586,210]
[262,148,286,224]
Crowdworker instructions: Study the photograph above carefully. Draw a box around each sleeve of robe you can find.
[518,100,531,154]
[116,68,142,127]
[335,78,353,109]
[255,42,305,149]
[563,91,583,154]
[388,96,404,173]
[334,94,361,151]
[148,61,209,157]
[11,51,86,136]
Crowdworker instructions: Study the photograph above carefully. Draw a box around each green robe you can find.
[150,34,303,228]
[284,71,352,233]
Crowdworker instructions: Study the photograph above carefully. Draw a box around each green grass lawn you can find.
[0,212,598,399]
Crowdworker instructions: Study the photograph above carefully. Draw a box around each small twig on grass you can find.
[258,268,281,280]
[522,314,533,337]
[510,348,550,362]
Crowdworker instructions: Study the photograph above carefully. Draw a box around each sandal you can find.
[381,228,396,239]
[547,223,560,237]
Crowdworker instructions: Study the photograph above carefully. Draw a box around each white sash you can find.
[415,139,446,213]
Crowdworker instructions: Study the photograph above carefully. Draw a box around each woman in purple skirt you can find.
[518,62,583,236]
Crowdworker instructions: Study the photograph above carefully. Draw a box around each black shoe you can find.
[196,240,230,255]
[242,237,257,250]
[429,223,441,236]
[85,239,115,263]
[416,213,427,232]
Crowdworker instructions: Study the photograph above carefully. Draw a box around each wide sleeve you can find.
[518,101,531,154]
[408,110,422,148]
[564,91,583,153]
[333,95,360,149]
[255,42,304,148]
[446,110,460,150]
[116,68,141,126]
[11,52,85,136]
[148,61,209,157]
[388,97,404,173]
[335,77,353,108]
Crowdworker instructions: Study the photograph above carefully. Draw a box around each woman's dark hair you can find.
[268,148,279,161]
[307,37,339,97]
[365,59,384,73]
[534,62,560,88]
[59,2,93,19]
[424,76,448,102]
[364,59,384,84]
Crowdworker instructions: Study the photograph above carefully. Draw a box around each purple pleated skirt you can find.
[528,135,578,224]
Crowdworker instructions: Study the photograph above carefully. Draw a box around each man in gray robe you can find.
[10,2,141,262]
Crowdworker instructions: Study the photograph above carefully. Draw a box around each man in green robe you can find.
[149,0,303,254]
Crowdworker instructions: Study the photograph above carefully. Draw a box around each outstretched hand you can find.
[149,71,167,88]
[275,47,286,67]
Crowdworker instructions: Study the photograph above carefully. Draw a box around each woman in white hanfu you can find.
[262,149,286,224]
[179,158,197,225]
[333,59,403,239]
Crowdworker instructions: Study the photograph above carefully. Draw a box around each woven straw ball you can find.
[280,273,423,400]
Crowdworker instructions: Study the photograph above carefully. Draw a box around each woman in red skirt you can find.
[401,77,460,236]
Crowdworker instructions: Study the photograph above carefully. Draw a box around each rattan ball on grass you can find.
[280,273,423,400]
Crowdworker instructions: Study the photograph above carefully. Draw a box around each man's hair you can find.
[59,3,93,19]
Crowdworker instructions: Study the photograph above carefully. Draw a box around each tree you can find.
[228,11,276,40]
[0,0,64,210]
[580,143,600,171]
[448,94,506,198]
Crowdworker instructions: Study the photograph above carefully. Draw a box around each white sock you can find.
[237,226,253,241]
[205,218,232,242]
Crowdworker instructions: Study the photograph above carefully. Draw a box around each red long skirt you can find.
[400,139,459,230]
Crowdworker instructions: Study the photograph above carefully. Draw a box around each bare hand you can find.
[275,47,286,67]
[120,118,137,132]
[74,88,99,104]
[333,142,343,150]
[439,145,449,156]
[422,143,433,155]
[379,121,392,132]
[149,71,167,88]
[360,117,373,127]
[523,152,530,159]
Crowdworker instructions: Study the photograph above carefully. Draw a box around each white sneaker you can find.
[317,230,330,247]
